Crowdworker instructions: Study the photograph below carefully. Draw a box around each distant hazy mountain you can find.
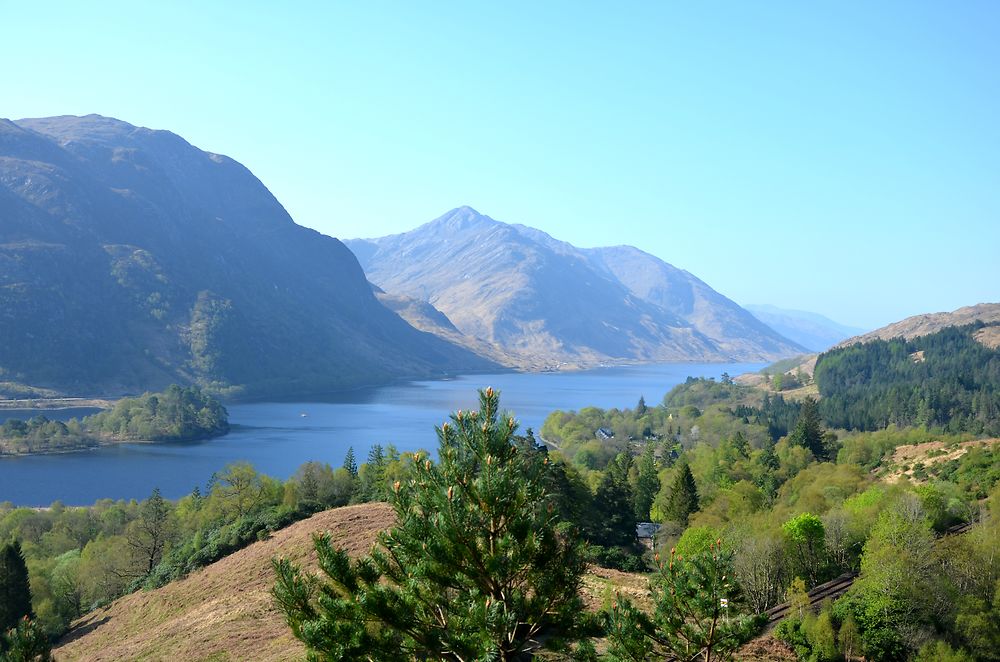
[347,207,805,367]
[0,115,493,398]
[744,304,866,352]
[834,303,1000,348]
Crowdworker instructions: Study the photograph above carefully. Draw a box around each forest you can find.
[0,385,229,455]
[815,323,1000,435]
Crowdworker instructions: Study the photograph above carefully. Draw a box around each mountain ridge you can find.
[0,116,494,399]
[744,304,866,352]
[347,207,805,367]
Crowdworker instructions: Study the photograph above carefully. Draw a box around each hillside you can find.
[738,303,1000,391]
[347,207,804,368]
[835,302,1000,348]
[744,304,866,351]
[54,503,396,661]
[0,115,493,399]
[53,502,647,661]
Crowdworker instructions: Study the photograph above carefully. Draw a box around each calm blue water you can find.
[0,363,760,506]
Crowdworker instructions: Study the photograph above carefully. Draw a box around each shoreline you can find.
[0,431,228,459]
[0,356,784,410]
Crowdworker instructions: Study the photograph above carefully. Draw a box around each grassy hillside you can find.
[53,500,651,661]
[54,503,395,662]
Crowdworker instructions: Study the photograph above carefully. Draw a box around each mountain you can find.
[346,207,805,367]
[0,115,493,398]
[834,302,1000,349]
[743,304,866,352]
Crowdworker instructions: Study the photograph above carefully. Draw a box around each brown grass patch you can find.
[54,503,394,662]
[882,438,999,483]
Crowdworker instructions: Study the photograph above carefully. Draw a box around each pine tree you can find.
[636,395,648,417]
[0,541,33,632]
[0,616,52,661]
[342,446,358,478]
[633,444,660,521]
[606,541,759,661]
[664,462,699,526]
[591,470,638,548]
[789,397,825,458]
[273,388,588,661]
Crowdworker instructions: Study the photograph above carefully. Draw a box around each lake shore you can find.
[0,397,113,411]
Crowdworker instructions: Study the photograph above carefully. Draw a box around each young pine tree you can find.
[0,541,33,632]
[606,540,760,661]
[272,388,588,661]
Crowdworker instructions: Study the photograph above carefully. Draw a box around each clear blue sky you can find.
[4,1,998,329]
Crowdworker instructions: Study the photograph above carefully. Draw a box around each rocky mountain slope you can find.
[347,207,805,368]
[0,115,492,398]
[834,302,1000,348]
[744,304,866,351]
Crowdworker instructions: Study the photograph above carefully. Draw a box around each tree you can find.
[358,444,388,501]
[664,462,700,526]
[733,531,785,613]
[636,395,648,417]
[0,541,33,632]
[0,617,52,661]
[126,488,173,576]
[590,470,637,548]
[782,512,826,586]
[606,540,759,661]
[789,397,825,458]
[214,462,266,518]
[272,388,588,661]
[343,446,358,478]
[633,444,660,521]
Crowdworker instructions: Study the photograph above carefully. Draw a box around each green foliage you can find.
[913,640,975,662]
[588,468,637,549]
[835,505,938,661]
[0,617,52,661]
[632,443,659,521]
[0,542,33,632]
[605,541,761,661]
[782,512,828,586]
[0,385,228,455]
[788,397,827,459]
[816,323,1000,434]
[272,389,588,660]
[674,525,720,558]
[663,376,748,409]
[663,462,699,526]
[86,384,228,442]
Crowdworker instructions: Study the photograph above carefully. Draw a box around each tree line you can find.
[0,385,228,454]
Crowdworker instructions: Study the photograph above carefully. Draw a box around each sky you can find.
[3,1,998,329]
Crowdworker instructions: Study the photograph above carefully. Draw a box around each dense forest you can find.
[0,385,228,455]
[815,323,1000,435]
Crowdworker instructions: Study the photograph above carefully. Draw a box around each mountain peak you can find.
[425,206,500,232]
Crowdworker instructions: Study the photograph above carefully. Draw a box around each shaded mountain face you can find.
[347,207,804,367]
[744,304,867,352]
[0,116,492,398]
